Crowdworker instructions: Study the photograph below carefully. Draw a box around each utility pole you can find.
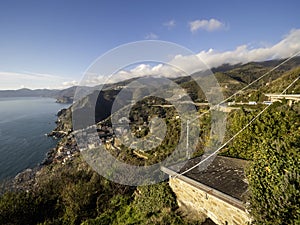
[186,120,190,159]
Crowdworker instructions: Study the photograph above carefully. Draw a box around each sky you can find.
[0,0,299,89]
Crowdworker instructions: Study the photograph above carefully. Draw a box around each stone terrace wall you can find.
[169,178,250,225]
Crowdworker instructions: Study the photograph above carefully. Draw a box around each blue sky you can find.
[0,0,299,89]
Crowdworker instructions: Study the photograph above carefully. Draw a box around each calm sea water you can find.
[0,97,70,181]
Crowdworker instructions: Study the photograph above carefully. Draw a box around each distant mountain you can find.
[0,88,58,98]
[212,56,300,73]
[1,56,299,104]
[0,86,81,104]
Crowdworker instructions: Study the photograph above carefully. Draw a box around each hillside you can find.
[261,66,300,94]
[48,59,300,168]
[232,66,300,102]
[1,56,300,104]
[0,58,299,225]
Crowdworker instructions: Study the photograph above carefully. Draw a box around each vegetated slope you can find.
[69,62,264,126]
[219,65,300,224]
[261,66,300,94]
[0,137,203,225]
[221,101,300,224]
[233,66,300,102]
[1,57,299,225]
[53,59,300,165]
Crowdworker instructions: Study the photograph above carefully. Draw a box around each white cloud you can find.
[0,71,78,90]
[62,80,79,87]
[0,71,61,81]
[22,71,64,80]
[189,18,225,32]
[196,29,300,68]
[4,29,299,90]
[93,29,300,85]
[163,20,176,29]
[145,32,159,39]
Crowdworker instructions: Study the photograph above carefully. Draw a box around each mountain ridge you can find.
[1,56,300,103]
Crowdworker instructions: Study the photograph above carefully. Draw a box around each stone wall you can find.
[169,177,251,225]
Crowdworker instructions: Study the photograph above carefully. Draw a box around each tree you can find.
[247,139,300,225]
[244,103,300,224]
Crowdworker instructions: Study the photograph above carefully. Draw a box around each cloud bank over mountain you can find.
[2,29,300,89]
[197,29,300,68]
[92,29,300,85]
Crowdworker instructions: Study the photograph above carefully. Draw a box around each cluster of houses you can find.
[51,123,116,165]
[71,123,117,152]
[52,134,79,164]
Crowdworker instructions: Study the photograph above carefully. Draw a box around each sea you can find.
[0,97,70,181]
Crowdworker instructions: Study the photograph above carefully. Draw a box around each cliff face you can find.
[48,108,73,138]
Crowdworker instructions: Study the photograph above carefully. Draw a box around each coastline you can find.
[0,106,75,193]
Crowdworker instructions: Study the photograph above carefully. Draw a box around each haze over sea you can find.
[0,97,69,181]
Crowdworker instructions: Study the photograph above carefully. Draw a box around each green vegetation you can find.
[0,157,132,225]
[222,102,297,159]
[1,61,300,224]
[261,67,300,94]
[235,66,300,102]
[248,139,300,225]
[222,102,300,224]
[0,156,198,225]
[247,103,300,225]
[82,182,198,225]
